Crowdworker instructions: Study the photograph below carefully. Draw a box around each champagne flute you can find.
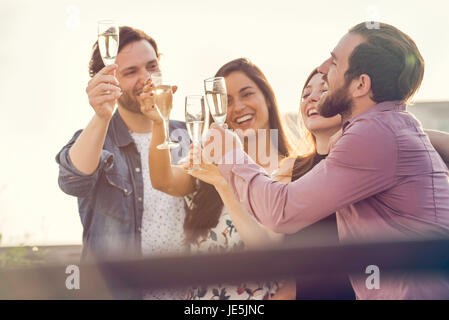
[204,77,228,126]
[98,20,119,66]
[151,72,179,149]
[185,95,208,172]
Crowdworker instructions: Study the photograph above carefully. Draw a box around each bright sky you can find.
[0,0,448,246]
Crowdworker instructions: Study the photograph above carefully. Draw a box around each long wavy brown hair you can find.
[183,58,294,244]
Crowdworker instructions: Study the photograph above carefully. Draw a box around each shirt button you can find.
[135,167,141,173]
[138,197,142,202]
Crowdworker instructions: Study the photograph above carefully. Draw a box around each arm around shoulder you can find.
[228,119,398,234]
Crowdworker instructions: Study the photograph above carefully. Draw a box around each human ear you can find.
[352,74,371,98]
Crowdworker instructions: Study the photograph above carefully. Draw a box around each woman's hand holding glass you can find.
[181,144,227,188]
[139,78,162,124]
[139,78,178,125]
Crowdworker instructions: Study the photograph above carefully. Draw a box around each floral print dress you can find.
[186,208,280,300]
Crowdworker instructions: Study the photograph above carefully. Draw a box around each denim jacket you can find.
[56,111,190,261]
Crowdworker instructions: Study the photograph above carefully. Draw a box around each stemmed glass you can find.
[98,20,119,66]
[151,72,179,149]
[204,77,228,126]
[185,95,208,172]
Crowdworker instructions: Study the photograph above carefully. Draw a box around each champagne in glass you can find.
[185,95,208,172]
[204,77,228,126]
[154,85,173,120]
[151,72,179,149]
[98,20,119,66]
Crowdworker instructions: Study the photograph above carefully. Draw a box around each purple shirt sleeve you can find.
[217,118,398,234]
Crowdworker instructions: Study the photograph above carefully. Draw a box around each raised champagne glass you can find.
[98,20,119,66]
[204,77,228,126]
[185,95,208,172]
[151,72,179,150]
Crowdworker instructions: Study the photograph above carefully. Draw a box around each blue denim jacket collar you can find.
[110,110,135,148]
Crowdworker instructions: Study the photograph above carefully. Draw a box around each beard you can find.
[118,89,143,114]
[318,81,353,119]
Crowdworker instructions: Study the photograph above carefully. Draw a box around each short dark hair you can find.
[346,22,425,103]
[88,26,159,77]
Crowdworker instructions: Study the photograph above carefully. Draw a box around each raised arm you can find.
[139,82,195,197]
[56,65,121,197]
[68,64,121,175]
[425,129,449,167]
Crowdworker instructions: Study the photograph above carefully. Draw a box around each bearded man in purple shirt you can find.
[202,22,449,299]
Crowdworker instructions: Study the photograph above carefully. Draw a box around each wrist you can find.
[92,113,111,127]
[152,119,165,131]
[153,118,164,126]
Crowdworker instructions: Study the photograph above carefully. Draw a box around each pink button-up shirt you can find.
[218,101,449,299]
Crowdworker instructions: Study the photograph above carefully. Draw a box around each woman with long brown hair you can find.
[271,69,356,299]
[185,68,356,300]
[140,58,293,299]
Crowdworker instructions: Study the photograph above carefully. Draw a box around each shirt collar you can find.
[342,100,405,131]
[110,110,135,148]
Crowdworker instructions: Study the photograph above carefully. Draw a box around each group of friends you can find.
[56,22,449,300]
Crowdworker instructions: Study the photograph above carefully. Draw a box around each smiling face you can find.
[225,71,270,134]
[300,73,341,134]
[317,33,365,118]
[115,39,160,114]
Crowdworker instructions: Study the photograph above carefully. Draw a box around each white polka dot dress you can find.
[130,131,187,300]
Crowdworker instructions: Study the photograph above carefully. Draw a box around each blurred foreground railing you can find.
[1,239,449,299]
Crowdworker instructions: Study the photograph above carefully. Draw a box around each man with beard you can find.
[56,26,189,299]
[203,22,449,299]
